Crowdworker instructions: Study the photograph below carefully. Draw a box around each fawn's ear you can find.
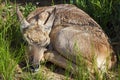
[38,7,56,34]
[16,6,30,32]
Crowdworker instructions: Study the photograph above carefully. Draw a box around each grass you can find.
[0,1,42,80]
[0,0,120,80]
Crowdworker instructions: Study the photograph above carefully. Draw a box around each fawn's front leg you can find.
[44,50,78,74]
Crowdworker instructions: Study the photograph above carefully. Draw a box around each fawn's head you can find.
[17,6,56,72]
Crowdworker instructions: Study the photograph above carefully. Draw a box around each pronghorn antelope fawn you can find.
[17,4,117,72]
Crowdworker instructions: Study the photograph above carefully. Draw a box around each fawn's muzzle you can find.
[29,64,40,72]
[27,45,47,72]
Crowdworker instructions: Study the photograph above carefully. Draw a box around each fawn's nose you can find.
[29,64,40,72]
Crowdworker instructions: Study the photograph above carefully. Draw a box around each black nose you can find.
[29,64,40,72]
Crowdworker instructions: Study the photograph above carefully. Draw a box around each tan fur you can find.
[17,4,117,72]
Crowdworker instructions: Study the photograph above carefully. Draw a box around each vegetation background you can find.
[0,0,120,80]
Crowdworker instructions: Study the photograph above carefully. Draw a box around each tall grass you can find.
[0,3,15,80]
